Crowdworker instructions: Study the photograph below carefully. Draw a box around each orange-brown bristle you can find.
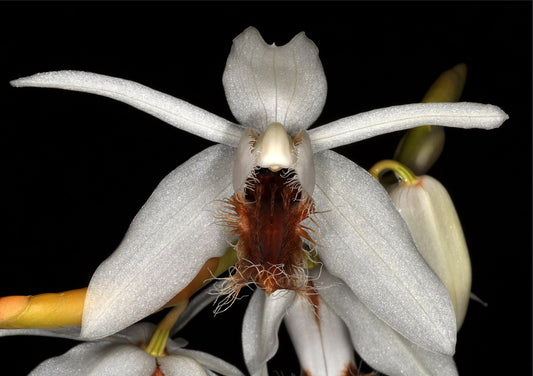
[221,168,316,295]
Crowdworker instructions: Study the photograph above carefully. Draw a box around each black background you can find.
[0,2,531,375]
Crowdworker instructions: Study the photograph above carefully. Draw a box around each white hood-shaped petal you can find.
[82,144,235,339]
[242,289,296,376]
[30,341,156,376]
[312,150,457,355]
[388,175,472,329]
[10,71,243,147]
[316,269,458,376]
[284,292,356,376]
[309,102,508,152]
[223,27,327,134]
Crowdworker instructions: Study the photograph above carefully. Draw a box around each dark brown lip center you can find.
[225,168,315,295]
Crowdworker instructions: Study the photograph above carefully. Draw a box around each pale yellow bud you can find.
[388,175,471,330]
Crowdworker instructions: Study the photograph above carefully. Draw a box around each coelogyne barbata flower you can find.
[10,27,508,374]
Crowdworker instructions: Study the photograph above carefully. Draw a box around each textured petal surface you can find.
[312,150,456,354]
[389,175,472,329]
[82,145,235,338]
[242,289,296,376]
[309,102,508,152]
[317,269,458,376]
[223,27,327,134]
[11,71,242,147]
[284,292,355,376]
[29,342,155,376]
[159,355,208,376]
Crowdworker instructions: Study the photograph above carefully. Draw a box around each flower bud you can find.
[388,175,471,330]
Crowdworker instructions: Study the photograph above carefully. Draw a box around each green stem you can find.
[369,160,418,184]
[145,301,188,357]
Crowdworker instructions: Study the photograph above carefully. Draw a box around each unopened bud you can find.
[388,175,471,330]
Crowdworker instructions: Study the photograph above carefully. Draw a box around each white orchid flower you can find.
[10,26,507,361]
[0,322,244,376]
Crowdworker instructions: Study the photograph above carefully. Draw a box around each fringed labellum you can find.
[220,122,316,296]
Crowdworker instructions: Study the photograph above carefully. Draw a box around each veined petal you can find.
[29,341,155,376]
[223,27,327,134]
[388,175,472,329]
[309,102,508,152]
[316,269,458,376]
[10,71,242,147]
[284,293,356,376]
[312,150,456,354]
[242,289,296,376]
[82,145,234,339]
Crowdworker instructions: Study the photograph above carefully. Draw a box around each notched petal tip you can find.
[223,27,327,134]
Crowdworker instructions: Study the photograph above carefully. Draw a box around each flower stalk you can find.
[369,159,418,184]
[144,301,188,357]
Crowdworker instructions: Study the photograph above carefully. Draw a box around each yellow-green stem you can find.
[145,301,188,357]
[369,160,418,184]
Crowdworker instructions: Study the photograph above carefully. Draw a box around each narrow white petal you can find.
[159,355,209,376]
[389,175,472,329]
[317,269,458,376]
[173,348,246,376]
[82,145,235,338]
[0,322,155,343]
[284,293,355,376]
[30,342,155,376]
[10,71,243,147]
[309,102,509,152]
[223,27,327,134]
[233,128,257,191]
[312,150,456,354]
[0,327,81,340]
[242,289,296,376]
[293,130,315,195]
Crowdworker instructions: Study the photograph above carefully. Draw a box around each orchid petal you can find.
[312,150,456,354]
[29,342,155,376]
[159,356,208,376]
[10,71,242,147]
[172,348,246,376]
[232,128,257,191]
[242,289,296,376]
[82,145,234,339]
[0,327,82,340]
[309,102,508,152]
[317,269,458,376]
[0,322,155,343]
[223,27,327,134]
[284,293,356,376]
